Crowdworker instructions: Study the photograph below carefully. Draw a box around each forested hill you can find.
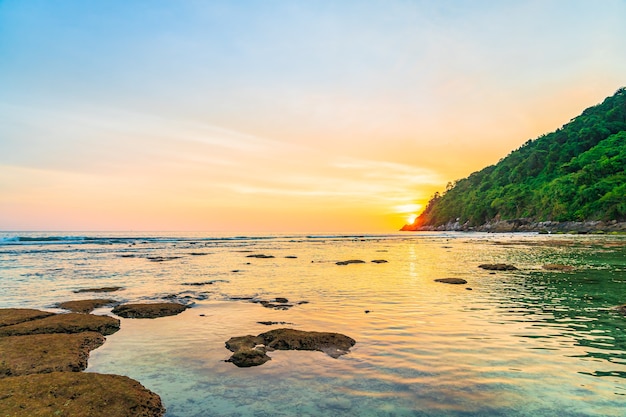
[402,87,626,232]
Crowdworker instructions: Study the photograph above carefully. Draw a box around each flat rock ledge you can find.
[0,332,105,376]
[0,372,165,417]
[57,299,118,313]
[0,308,164,416]
[112,302,188,319]
[0,311,120,337]
[225,328,356,367]
[478,263,518,271]
[434,278,468,285]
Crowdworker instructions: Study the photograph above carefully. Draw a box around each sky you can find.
[1,0,625,232]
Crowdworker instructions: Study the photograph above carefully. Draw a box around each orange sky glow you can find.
[1,1,625,232]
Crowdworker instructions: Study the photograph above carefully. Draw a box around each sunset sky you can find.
[1,0,625,232]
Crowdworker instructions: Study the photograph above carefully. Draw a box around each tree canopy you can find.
[405,87,626,229]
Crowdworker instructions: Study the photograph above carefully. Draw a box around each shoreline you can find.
[401,219,626,234]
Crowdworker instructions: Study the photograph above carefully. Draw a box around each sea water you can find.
[1,232,624,416]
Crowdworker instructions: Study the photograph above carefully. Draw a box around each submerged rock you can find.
[478,263,518,271]
[0,372,165,417]
[0,309,55,328]
[146,256,182,262]
[0,332,105,377]
[336,260,366,265]
[434,278,468,285]
[57,299,117,314]
[542,264,575,271]
[225,328,356,367]
[112,303,188,319]
[74,287,123,293]
[0,312,120,337]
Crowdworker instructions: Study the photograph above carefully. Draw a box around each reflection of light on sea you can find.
[408,242,418,279]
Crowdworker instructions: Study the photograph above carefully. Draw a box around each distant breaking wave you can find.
[0,232,416,246]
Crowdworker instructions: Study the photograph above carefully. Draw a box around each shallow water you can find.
[1,232,625,416]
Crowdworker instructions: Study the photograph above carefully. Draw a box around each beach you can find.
[1,232,625,416]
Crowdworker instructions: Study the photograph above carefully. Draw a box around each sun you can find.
[405,214,417,224]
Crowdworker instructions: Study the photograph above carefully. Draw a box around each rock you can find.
[542,264,575,271]
[258,301,293,310]
[371,260,388,263]
[274,297,289,303]
[189,252,208,256]
[285,256,298,259]
[227,347,271,367]
[434,278,468,285]
[257,321,292,326]
[0,372,165,417]
[246,254,275,259]
[0,312,120,337]
[146,256,182,262]
[74,287,123,293]
[112,303,188,319]
[616,305,626,315]
[336,260,366,265]
[226,328,356,367]
[0,332,105,377]
[181,280,228,286]
[56,299,117,314]
[478,263,518,271]
[0,309,55,328]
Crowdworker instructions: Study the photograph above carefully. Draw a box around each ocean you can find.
[1,231,625,416]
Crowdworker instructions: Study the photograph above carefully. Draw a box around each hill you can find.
[402,87,626,233]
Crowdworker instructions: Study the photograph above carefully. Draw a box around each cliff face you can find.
[403,88,626,232]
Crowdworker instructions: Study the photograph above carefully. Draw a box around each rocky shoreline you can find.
[401,219,626,233]
[0,298,195,417]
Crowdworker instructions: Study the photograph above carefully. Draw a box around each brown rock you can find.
[112,303,187,319]
[0,313,120,337]
[57,299,117,314]
[226,328,356,367]
[228,347,271,367]
[478,263,518,271]
[0,332,105,377]
[542,264,575,271]
[336,260,366,265]
[0,309,55,328]
[371,259,388,263]
[0,372,165,416]
[434,278,468,285]
[74,287,123,293]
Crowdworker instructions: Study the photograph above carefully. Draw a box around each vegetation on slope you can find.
[406,87,626,229]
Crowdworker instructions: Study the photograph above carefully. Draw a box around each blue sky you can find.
[1,0,625,231]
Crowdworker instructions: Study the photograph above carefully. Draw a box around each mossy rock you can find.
[112,303,188,319]
[0,372,165,416]
[0,309,55,328]
[434,278,468,285]
[0,332,105,377]
[74,287,123,293]
[57,299,118,314]
[0,313,120,337]
[336,260,366,265]
[478,263,518,271]
[226,328,356,367]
